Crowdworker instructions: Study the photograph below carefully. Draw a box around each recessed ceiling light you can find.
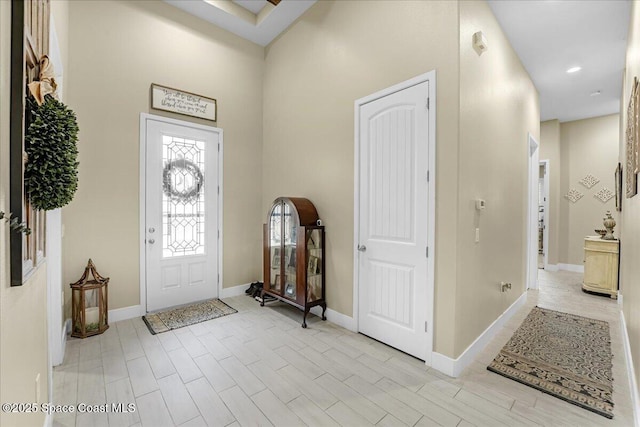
[567,66,582,73]
[590,90,602,97]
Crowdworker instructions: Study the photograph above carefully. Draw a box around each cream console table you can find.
[582,236,619,299]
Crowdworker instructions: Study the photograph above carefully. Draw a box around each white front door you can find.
[357,80,432,361]
[144,117,221,312]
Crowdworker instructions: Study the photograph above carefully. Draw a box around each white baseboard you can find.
[620,310,640,427]
[557,263,584,273]
[53,321,71,367]
[109,305,143,323]
[546,263,585,273]
[431,291,528,378]
[220,283,250,299]
[619,293,624,307]
[310,306,357,332]
[106,286,251,323]
[220,283,358,331]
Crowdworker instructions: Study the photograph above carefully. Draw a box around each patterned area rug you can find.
[142,299,236,335]
[487,306,614,419]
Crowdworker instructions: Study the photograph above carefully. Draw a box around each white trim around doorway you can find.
[539,159,550,270]
[139,113,224,315]
[352,70,437,364]
[526,133,540,290]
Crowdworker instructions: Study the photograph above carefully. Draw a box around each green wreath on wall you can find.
[25,94,79,211]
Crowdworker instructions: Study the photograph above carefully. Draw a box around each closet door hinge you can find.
[426,98,430,110]
[425,321,428,332]
[426,247,429,258]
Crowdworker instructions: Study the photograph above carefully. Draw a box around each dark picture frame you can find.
[616,162,623,212]
[626,77,639,198]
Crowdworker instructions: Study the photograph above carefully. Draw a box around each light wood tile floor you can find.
[53,270,635,426]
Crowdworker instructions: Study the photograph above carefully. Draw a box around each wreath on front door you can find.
[162,158,204,202]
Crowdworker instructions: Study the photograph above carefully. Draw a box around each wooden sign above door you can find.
[151,84,217,122]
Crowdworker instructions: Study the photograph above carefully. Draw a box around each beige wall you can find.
[455,0,539,356]
[264,0,538,358]
[63,1,265,313]
[263,0,461,356]
[60,0,537,361]
[50,0,69,95]
[540,120,561,265]
[541,116,619,268]
[620,0,640,399]
[559,115,620,266]
[0,2,51,425]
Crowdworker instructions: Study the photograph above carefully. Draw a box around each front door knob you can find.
[357,245,367,252]
[148,239,155,244]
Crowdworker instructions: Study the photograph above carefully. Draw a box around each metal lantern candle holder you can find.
[70,259,109,338]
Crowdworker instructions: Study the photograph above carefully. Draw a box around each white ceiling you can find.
[165,0,316,47]
[488,0,631,123]
[232,0,268,15]
[167,1,630,122]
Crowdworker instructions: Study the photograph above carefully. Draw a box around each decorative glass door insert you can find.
[162,136,206,258]
[268,199,298,297]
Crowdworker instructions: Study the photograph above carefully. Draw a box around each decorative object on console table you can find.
[602,211,616,240]
[70,259,109,338]
[583,237,619,299]
[263,197,326,328]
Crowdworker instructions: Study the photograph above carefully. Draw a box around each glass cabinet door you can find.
[269,200,298,299]
[268,202,282,293]
[306,228,323,302]
[283,201,297,300]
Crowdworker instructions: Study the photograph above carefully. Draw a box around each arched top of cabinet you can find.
[270,197,319,226]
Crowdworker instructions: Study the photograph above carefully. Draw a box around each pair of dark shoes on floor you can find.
[245,281,263,298]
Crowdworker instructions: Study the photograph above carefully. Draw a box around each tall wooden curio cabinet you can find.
[263,197,326,328]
